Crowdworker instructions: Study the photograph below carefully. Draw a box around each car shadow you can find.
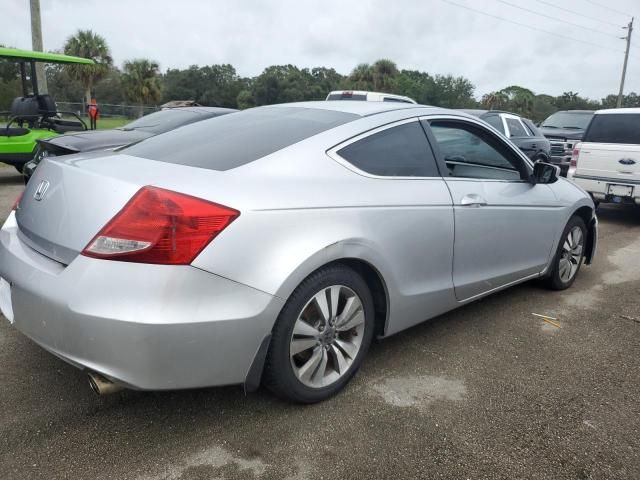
[0,169,24,186]
[595,203,640,227]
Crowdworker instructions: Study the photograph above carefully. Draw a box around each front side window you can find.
[428,120,525,181]
[505,117,528,137]
[337,121,439,177]
[583,114,640,145]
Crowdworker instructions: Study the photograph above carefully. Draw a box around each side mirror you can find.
[532,162,560,185]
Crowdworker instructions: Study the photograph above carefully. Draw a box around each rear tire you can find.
[544,216,587,290]
[263,264,375,403]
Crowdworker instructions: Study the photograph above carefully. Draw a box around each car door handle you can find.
[460,194,487,207]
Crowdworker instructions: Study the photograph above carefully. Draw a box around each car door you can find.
[503,114,538,160]
[422,115,560,301]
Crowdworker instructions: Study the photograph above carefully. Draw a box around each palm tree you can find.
[371,59,398,91]
[482,91,508,110]
[348,63,374,90]
[122,59,162,116]
[63,30,112,104]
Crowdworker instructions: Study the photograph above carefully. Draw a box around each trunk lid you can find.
[576,142,640,182]
[17,154,142,264]
[15,152,237,265]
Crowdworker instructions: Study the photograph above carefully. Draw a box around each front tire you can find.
[264,264,375,403]
[545,216,587,290]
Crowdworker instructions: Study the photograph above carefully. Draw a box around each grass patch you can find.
[78,116,130,130]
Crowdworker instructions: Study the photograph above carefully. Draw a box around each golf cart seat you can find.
[9,96,40,126]
[0,127,30,137]
[36,95,86,133]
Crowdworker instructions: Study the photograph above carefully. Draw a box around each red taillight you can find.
[570,142,581,168]
[11,191,24,211]
[82,186,239,265]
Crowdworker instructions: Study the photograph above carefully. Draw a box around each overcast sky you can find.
[3,0,639,100]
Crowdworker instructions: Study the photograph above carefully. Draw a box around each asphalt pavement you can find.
[0,165,638,479]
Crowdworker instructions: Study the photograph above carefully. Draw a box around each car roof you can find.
[268,100,438,117]
[461,109,520,117]
[594,108,640,115]
[552,110,595,114]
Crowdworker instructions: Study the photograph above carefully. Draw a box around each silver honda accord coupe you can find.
[0,101,597,403]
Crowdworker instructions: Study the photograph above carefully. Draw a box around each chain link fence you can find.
[55,102,159,119]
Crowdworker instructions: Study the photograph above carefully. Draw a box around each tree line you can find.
[1,30,639,122]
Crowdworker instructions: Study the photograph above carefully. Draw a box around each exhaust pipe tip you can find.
[87,371,124,395]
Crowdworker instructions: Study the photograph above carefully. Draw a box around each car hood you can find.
[539,128,585,141]
[40,129,153,153]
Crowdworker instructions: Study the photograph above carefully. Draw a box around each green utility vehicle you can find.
[0,47,94,172]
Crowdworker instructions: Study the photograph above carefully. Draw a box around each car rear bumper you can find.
[549,155,571,165]
[549,155,571,175]
[572,175,640,204]
[0,212,284,390]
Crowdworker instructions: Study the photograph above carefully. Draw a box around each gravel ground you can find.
[0,165,638,480]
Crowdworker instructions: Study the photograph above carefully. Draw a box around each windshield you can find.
[541,112,593,129]
[121,109,204,134]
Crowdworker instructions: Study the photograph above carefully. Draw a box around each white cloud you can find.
[3,0,639,99]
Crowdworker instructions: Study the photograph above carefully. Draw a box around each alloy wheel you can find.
[559,226,584,282]
[289,285,365,388]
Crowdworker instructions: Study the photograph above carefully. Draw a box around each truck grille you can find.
[549,140,577,157]
[550,143,565,156]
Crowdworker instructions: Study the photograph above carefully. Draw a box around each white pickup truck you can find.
[569,108,640,206]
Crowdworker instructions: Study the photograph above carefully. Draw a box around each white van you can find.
[326,90,417,104]
[569,108,640,206]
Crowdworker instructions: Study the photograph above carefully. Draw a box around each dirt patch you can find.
[370,375,466,410]
[136,445,268,480]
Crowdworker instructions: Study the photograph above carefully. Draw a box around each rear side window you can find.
[483,115,505,134]
[522,118,539,136]
[336,121,439,177]
[584,114,640,144]
[505,118,528,137]
[123,107,357,170]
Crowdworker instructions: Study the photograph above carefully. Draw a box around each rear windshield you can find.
[121,109,206,134]
[123,107,357,170]
[584,113,640,144]
[327,93,367,101]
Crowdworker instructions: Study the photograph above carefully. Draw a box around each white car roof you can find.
[594,108,640,115]
[271,100,426,116]
[326,90,417,104]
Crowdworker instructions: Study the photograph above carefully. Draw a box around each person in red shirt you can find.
[87,98,99,130]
